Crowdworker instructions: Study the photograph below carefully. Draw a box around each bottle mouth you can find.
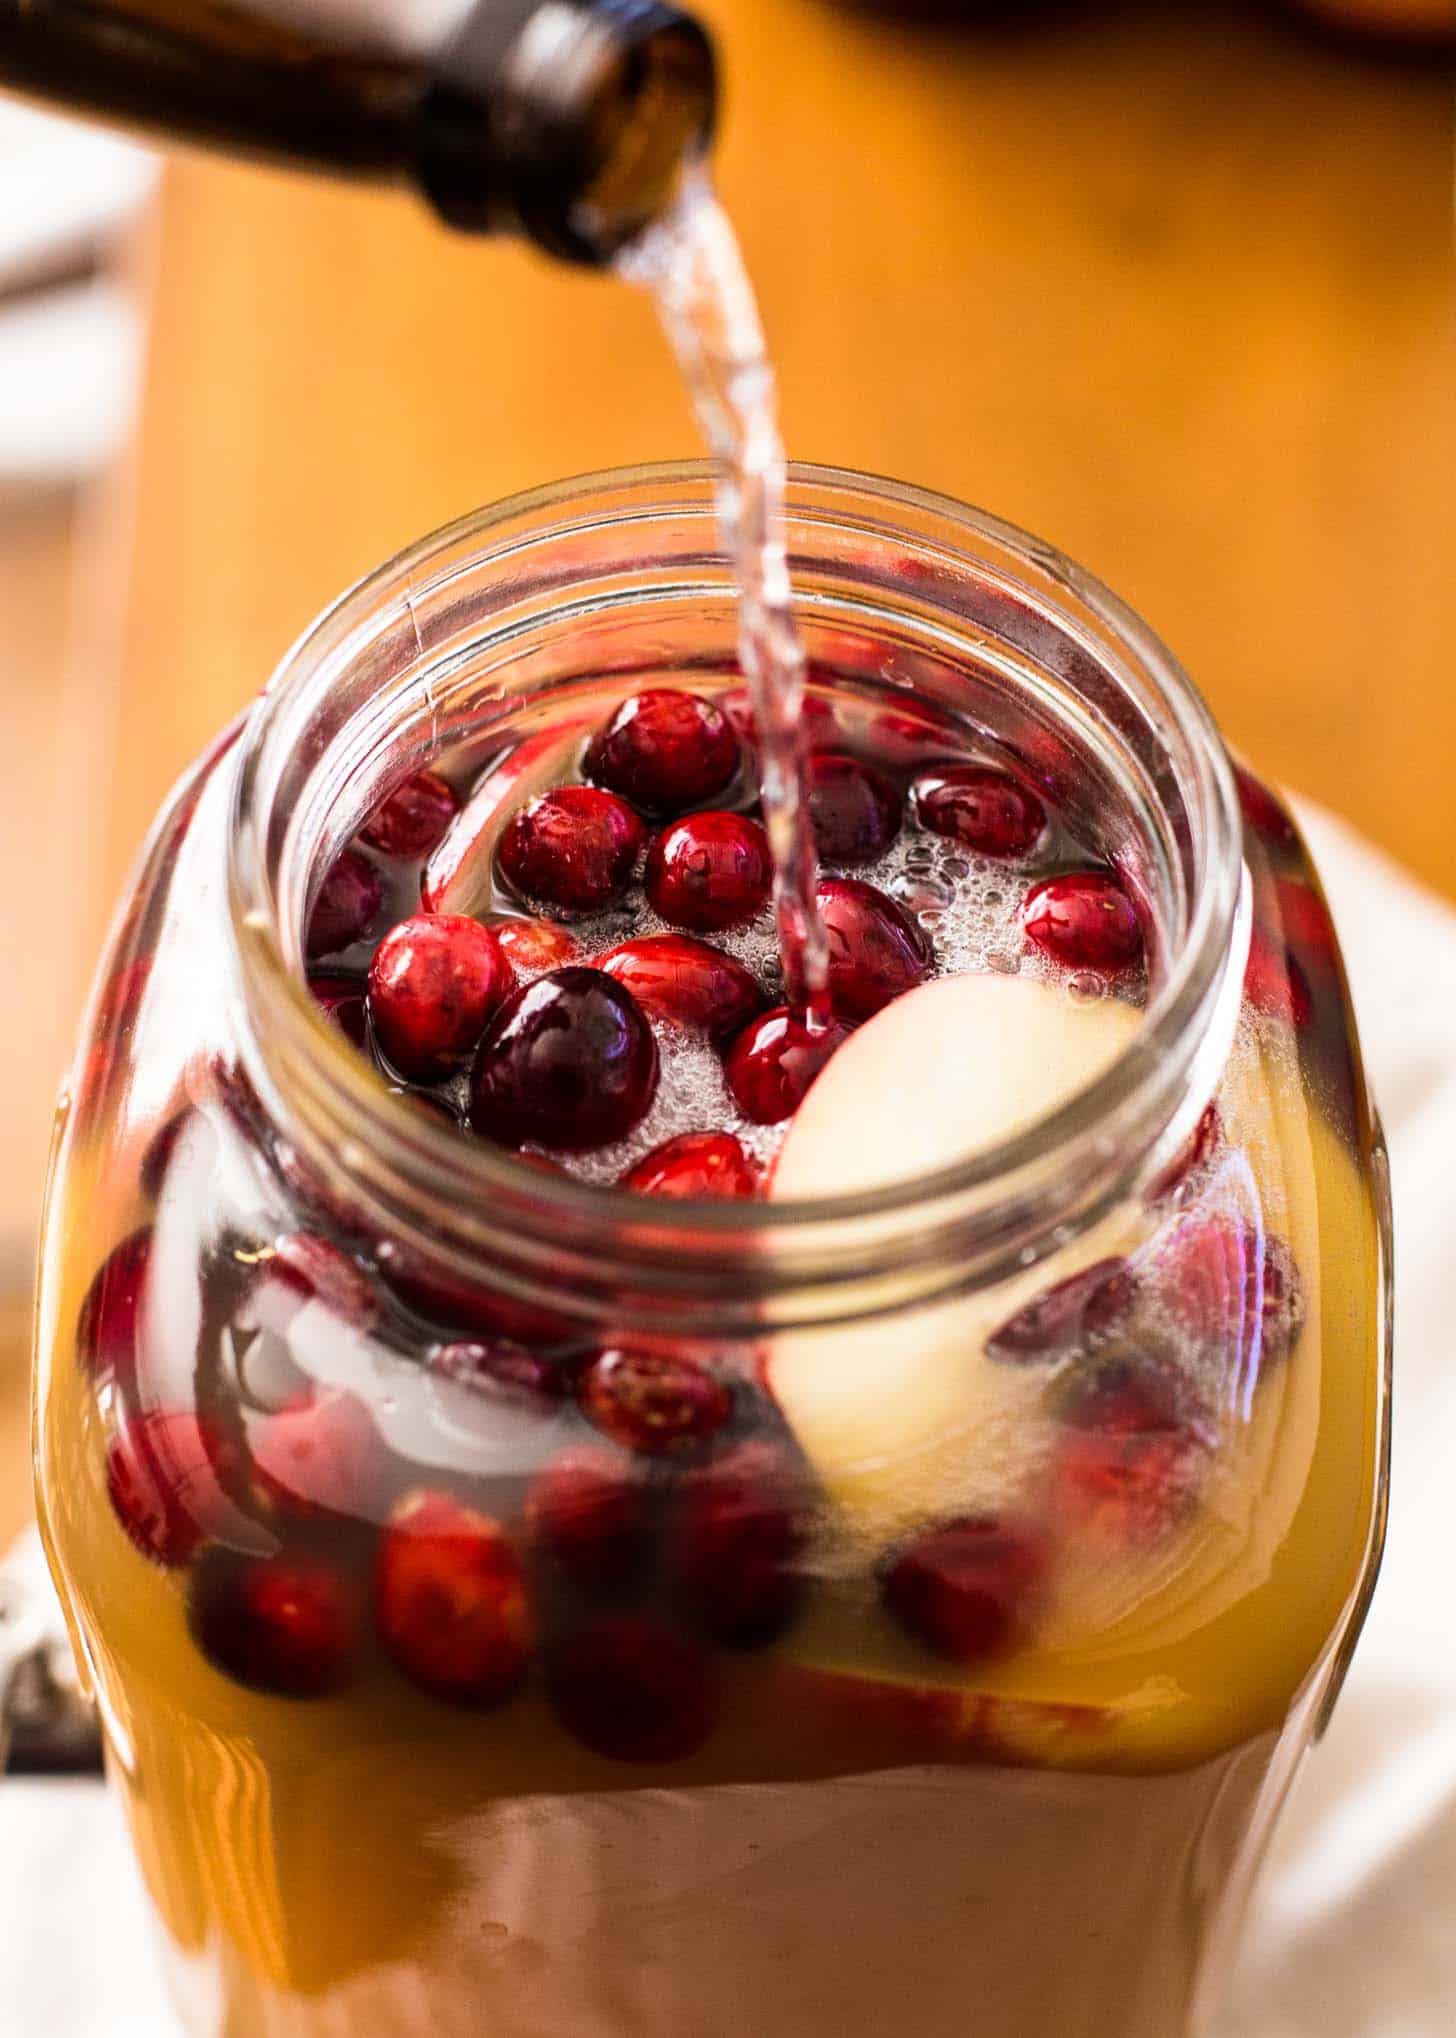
[229,462,1244,1334]
[420,0,716,262]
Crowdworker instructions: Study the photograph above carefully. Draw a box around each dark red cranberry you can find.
[1022,871,1143,971]
[190,1547,362,1697]
[308,972,369,1050]
[578,1346,732,1457]
[669,1443,806,1647]
[430,1338,571,1409]
[1235,765,1298,849]
[358,769,459,859]
[367,914,514,1080]
[723,1007,850,1125]
[528,1444,648,1592]
[1160,1216,1306,1370]
[375,1490,532,1707]
[1244,924,1313,1028]
[469,967,659,1152]
[547,1614,716,1762]
[140,1108,190,1201]
[247,1233,380,1335]
[985,1257,1135,1366]
[106,1409,232,1566]
[586,689,739,815]
[817,877,933,1019]
[621,1131,761,1201]
[806,753,902,866]
[881,1517,1046,1664]
[644,811,772,932]
[305,849,385,959]
[498,787,644,913]
[1054,1361,1208,1543]
[493,918,578,975]
[250,1390,382,1522]
[77,1229,152,1387]
[597,933,765,1040]
[911,765,1046,859]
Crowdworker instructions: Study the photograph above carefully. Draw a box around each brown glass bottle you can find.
[0,0,715,261]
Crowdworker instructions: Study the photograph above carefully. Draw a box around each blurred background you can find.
[0,0,1451,1540]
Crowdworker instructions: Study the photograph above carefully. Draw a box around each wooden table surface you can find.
[1,0,1453,1541]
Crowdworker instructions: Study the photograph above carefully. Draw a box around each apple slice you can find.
[767,973,1146,1536]
[421,720,590,916]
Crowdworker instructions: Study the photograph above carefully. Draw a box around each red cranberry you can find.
[1160,1216,1306,1370]
[250,1390,382,1522]
[911,765,1046,859]
[723,1007,850,1124]
[498,787,644,913]
[493,918,578,974]
[306,849,385,959]
[1149,1102,1223,1202]
[527,1444,648,1592]
[806,753,902,865]
[818,877,933,1019]
[106,1409,232,1566]
[367,914,514,1080]
[669,1443,806,1647]
[77,1230,152,1388]
[985,1257,1135,1366]
[469,968,659,1151]
[597,933,765,1040]
[358,769,459,859]
[547,1615,716,1762]
[1054,1361,1208,1543]
[375,1490,532,1707]
[881,1516,1046,1663]
[190,1547,362,1697]
[578,1346,732,1457]
[308,972,369,1050]
[621,1131,761,1201]
[1022,871,1143,971]
[645,812,771,932]
[1244,924,1313,1028]
[430,1338,571,1409]
[247,1233,380,1335]
[586,689,739,815]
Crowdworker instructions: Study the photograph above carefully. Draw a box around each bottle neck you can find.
[0,0,715,262]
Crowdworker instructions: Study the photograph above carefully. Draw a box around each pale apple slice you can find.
[421,719,590,915]
[767,973,1146,1538]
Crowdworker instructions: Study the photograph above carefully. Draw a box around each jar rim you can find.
[229,460,1245,1326]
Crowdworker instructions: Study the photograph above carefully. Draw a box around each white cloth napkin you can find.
[3,802,1452,2037]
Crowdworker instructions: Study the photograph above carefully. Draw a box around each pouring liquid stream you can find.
[620,171,832,1030]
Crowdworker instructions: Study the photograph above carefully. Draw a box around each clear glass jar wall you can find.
[33,466,1390,2038]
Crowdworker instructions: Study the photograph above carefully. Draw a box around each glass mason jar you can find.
[34,465,1390,2038]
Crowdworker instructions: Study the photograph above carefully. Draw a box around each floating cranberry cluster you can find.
[300,684,1151,1191]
